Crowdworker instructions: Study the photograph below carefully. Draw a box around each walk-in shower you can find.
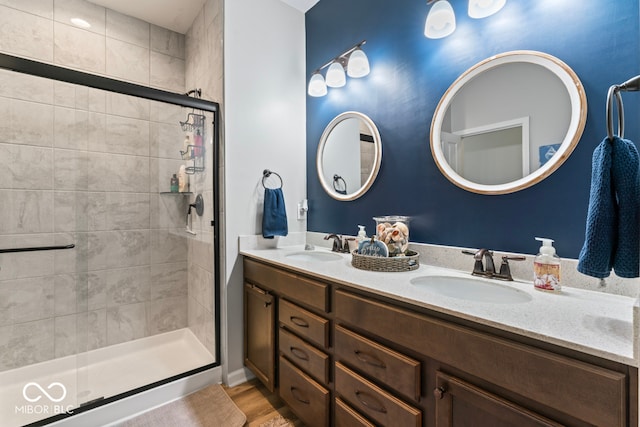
[0,53,221,427]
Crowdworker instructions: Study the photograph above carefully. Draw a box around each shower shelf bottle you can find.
[533,237,561,292]
[170,174,179,192]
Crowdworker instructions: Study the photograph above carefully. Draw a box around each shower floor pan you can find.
[0,328,214,427]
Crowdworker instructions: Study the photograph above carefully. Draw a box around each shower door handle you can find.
[0,244,75,254]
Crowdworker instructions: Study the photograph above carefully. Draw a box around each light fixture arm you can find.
[311,40,367,74]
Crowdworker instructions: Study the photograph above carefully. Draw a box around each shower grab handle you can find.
[0,244,75,254]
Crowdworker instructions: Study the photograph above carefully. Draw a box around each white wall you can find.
[223,0,306,381]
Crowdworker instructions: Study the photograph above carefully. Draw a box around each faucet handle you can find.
[496,255,526,281]
[462,249,485,275]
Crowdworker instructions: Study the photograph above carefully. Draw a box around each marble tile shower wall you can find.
[0,0,196,371]
[184,0,223,357]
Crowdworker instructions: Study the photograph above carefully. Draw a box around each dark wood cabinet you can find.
[434,371,563,427]
[243,257,638,427]
[244,258,332,426]
[243,282,275,392]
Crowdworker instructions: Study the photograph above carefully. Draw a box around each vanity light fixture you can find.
[307,40,369,97]
[308,71,328,97]
[425,0,506,39]
[468,0,506,18]
[347,47,370,78]
[425,0,456,39]
[326,61,347,87]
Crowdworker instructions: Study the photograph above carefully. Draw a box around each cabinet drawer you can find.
[279,356,330,427]
[244,258,328,312]
[335,324,420,401]
[335,289,627,427]
[335,362,421,427]
[279,327,329,384]
[279,299,329,348]
[335,398,376,427]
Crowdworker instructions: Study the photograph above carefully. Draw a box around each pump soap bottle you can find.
[356,225,367,245]
[533,237,561,292]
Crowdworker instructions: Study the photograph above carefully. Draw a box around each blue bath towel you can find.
[577,136,640,278]
[262,188,288,239]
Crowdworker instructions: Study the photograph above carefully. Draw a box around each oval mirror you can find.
[317,111,382,201]
[430,50,587,195]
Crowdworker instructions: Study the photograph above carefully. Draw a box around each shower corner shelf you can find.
[160,191,194,195]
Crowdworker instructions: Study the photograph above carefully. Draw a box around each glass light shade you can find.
[424,0,456,39]
[308,72,327,97]
[468,0,506,18]
[347,48,370,78]
[325,61,346,88]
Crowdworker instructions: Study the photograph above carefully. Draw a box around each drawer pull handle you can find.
[290,386,310,404]
[290,316,309,328]
[434,386,446,400]
[290,346,310,361]
[355,390,387,414]
[354,350,386,369]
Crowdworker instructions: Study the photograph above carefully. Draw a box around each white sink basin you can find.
[410,275,532,304]
[285,251,342,262]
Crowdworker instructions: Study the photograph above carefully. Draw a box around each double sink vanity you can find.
[241,241,638,427]
[241,50,638,426]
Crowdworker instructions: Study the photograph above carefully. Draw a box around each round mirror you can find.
[430,50,587,195]
[317,111,382,201]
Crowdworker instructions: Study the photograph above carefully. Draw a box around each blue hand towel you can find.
[262,188,288,239]
[577,136,640,278]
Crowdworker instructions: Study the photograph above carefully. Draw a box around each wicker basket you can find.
[351,250,420,272]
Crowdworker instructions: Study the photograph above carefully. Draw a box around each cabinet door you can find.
[244,283,275,392]
[434,372,563,427]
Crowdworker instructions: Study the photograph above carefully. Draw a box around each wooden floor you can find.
[223,379,304,427]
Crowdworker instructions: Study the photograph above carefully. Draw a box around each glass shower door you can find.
[0,69,90,426]
[0,59,219,427]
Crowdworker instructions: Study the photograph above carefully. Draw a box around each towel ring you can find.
[262,169,283,189]
[333,174,347,195]
[606,85,624,141]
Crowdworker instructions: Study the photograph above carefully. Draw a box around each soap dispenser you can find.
[533,237,561,292]
[356,225,367,245]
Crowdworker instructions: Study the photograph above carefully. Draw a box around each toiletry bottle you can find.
[356,225,367,245]
[193,129,203,157]
[178,165,188,192]
[170,174,179,192]
[183,134,192,159]
[533,237,561,292]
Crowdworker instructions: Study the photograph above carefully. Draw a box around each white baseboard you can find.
[226,367,255,387]
[49,367,222,427]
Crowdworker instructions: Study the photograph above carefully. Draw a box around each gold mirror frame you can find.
[430,50,587,195]
[317,111,382,201]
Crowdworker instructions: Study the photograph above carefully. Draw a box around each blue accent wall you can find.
[306,0,640,258]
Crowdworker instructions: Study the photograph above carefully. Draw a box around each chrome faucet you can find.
[462,249,525,280]
[324,234,350,253]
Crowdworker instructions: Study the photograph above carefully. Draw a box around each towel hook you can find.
[262,169,283,189]
[332,174,347,195]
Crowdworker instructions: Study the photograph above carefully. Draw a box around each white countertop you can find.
[240,245,639,366]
